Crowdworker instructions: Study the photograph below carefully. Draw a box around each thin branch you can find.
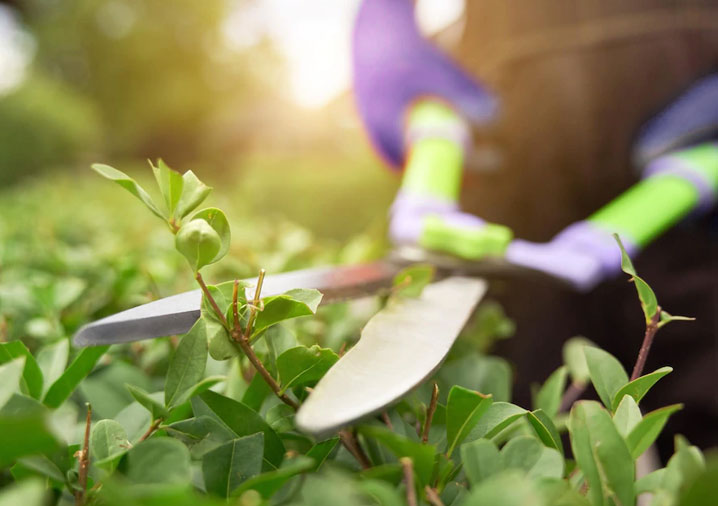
[339,429,371,470]
[422,383,439,444]
[74,403,92,506]
[138,418,163,443]
[631,307,661,381]
[234,333,298,410]
[232,279,241,329]
[229,269,298,410]
[559,381,586,413]
[195,272,228,328]
[245,269,266,337]
[381,412,394,430]
[425,486,445,506]
[400,457,417,506]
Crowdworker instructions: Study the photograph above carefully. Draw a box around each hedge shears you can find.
[73,248,558,436]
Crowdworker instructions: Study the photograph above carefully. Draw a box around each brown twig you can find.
[338,341,347,357]
[339,429,372,470]
[422,383,439,444]
[138,418,163,442]
[195,271,228,328]
[230,270,299,410]
[631,307,661,381]
[425,486,445,506]
[232,279,241,329]
[74,403,92,506]
[559,381,586,413]
[400,457,417,506]
[381,412,394,430]
[245,269,266,337]
[234,333,299,410]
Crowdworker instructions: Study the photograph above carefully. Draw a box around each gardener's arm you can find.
[352,0,511,257]
[507,74,718,291]
[390,100,512,258]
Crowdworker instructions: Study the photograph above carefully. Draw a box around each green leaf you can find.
[0,357,26,408]
[568,401,635,506]
[461,438,501,485]
[266,404,294,433]
[614,234,658,324]
[470,402,527,440]
[0,413,59,468]
[611,366,672,410]
[460,470,540,506]
[202,433,264,498]
[501,435,564,479]
[662,436,705,497]
[165,319,208,408]
[0,342,43,400]
[634,468,665,495]
[126,385,169,420]
[241,373,272,412]
[230,456,314,498]
[207,319,238,361]
[175,219,222,272]
[194,390,285,468]
[191,208,230,263]
[658,310,694,329]
[176,170,212,219]
[252,288,323,339]
[91,164,165,219]
[392,264,435,298]
[151,159,184,218]
[90,419,130,466]
[276,345,338,394]
[445,386,493,457]
[534,366,568,419]
[612,394,642,437]
[526,409,563,453]
[437,353,512,403]
[358,425,436,485]
[125,438,192,485]
[583,346,628,411]
[626,404,682,459]
[0,479,47,506]
[306,437,339,472]
[43,345,108,409]
[36,339,69,397]
[165,415,236,459]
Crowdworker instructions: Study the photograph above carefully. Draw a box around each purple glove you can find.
[353,0,498,167]
[634,73,718,166]
[505,222,639,292]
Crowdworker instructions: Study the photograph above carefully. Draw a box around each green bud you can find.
[175,219,222,272]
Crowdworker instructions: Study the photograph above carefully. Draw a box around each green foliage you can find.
[0,162,711,506]
[164,320,208,408]
[445,386,493,457]
[201,434,264,497]
[391,264,435,298]
[90,419,130,468]
[584,346,628,411]
[42,345,108,408]
[276,345,338,394]
[611,366,672,410]
[569,401,635,506]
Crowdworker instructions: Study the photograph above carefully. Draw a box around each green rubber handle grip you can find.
[589,143,718,246]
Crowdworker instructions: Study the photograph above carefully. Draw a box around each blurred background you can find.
[0,0,465,339]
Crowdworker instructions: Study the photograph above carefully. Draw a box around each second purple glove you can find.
[352,0,498,167]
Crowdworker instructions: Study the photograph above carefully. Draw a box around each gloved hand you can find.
[633,73,718,167]
[353,0,498,167]
[390,190,513,259]
[505,221,639,292]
